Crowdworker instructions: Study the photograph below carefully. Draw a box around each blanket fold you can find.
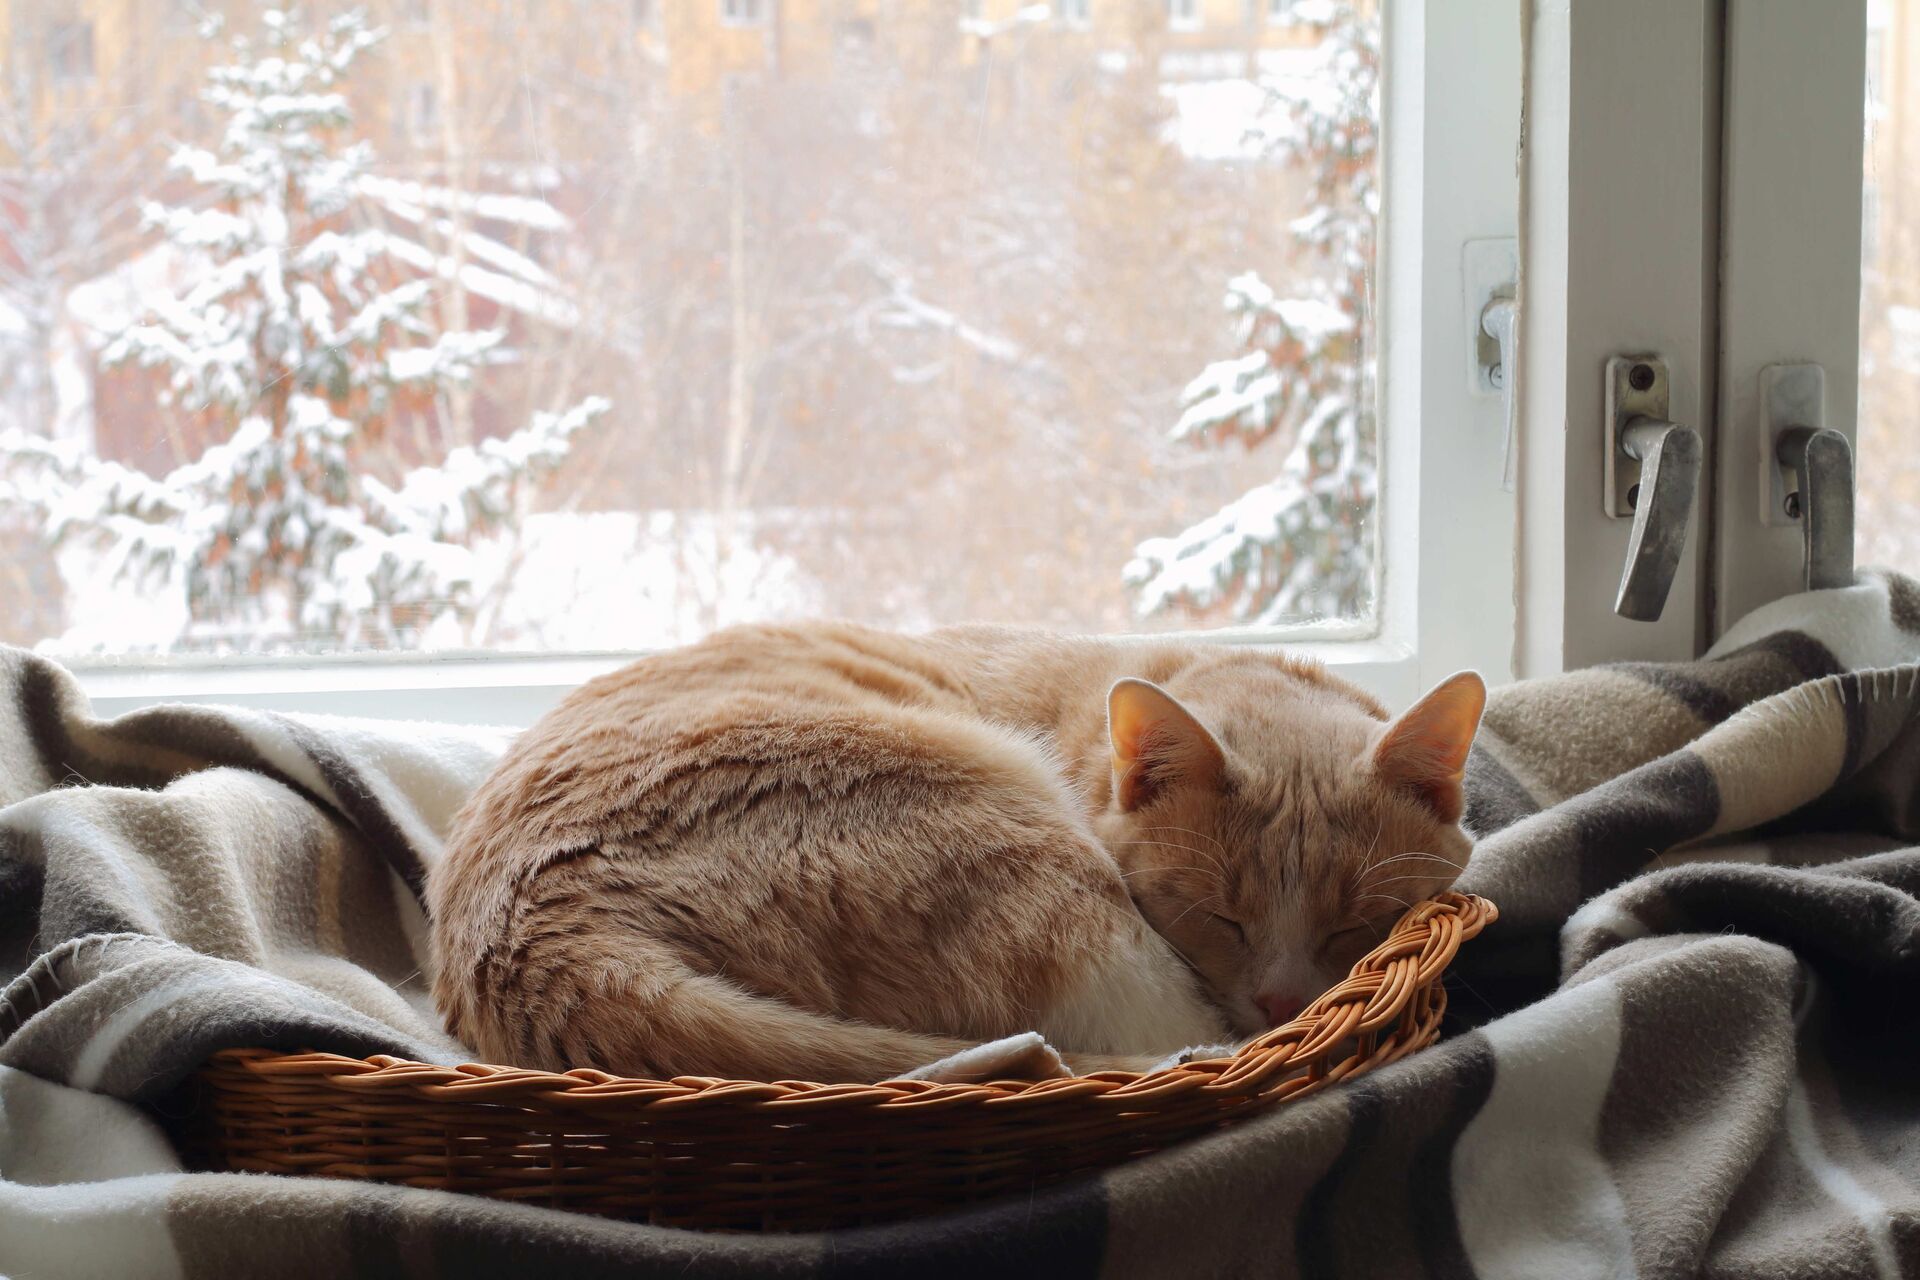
[4,572,1918,1279]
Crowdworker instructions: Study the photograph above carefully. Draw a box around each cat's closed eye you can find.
[1207,912,1248,945]
[1321,923,1379,957]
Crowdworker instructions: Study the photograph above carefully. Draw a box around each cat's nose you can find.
[1257,993,1305,1027]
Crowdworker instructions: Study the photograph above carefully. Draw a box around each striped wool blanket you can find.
[3,574,1918,1279]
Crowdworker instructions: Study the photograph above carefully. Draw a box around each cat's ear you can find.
[1369,671,1486,824]
[1108,678,1226,812]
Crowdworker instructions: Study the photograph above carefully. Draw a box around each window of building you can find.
[47,22,95,83]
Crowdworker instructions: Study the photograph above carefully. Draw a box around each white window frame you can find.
[1711,0,1865,634]
[1056,0,1092,30]
[1167,0,1201,33]
[72,0,1523,725]
[1515,0,1719,671]
[1515,0,1868,669]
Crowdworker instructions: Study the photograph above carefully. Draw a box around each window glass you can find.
[1860,0,1920,573]
[0,0,1379,657]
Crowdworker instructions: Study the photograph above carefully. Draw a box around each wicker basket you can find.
[191,892,1494,1231]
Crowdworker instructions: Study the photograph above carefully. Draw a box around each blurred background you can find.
[0,0,1382,657]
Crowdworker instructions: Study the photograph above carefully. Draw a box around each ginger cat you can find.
[429,622,1484,1083]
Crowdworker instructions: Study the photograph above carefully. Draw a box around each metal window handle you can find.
[1480,297,1518,492]
[1775,425,1855,591]
[1614,416,1702,620]
[1604,356,1700,622]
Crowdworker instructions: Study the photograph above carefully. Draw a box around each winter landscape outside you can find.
[0,0,1381,658]
[1861,0,1920,576]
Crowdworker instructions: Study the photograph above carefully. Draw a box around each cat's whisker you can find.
[1359,872,1453,890]
[1365,851,1460,872]
[1109,841,1231,882]
[1163,894,1226,931]
[1115,864,1225,882]
[1354,892,1412,912]
[1136,840,1228,882]
[1138,825,1229,856]
[1342,820,1386,897]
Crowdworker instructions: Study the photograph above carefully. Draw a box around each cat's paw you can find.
[902,1032,1074,1084]
[1145,1042,1241,1073]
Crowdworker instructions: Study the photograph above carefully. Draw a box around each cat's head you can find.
[1094,661,1485,1037]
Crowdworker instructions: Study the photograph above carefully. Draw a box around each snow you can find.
[44,506,822,655]
[358,175,571,234]
[1128,4,1378,626]
[1160,48,1337,162]
[1160,80,1275,162]
[482,510,824,652]
[0,9,611,656]
[375,231,580,330]
[959,5,1051,38]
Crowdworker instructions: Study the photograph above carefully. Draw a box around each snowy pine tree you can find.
[0,9,606,653]
[1125,0,1378,625]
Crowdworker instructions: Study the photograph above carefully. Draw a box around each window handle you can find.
[1614,417,1701,621]
[1775,426,1855,592]
[1604,356,1700,622]
[1480,297,1518,492]
[1761,363,1855,594]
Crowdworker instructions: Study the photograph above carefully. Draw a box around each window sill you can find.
[71,635,1418,727]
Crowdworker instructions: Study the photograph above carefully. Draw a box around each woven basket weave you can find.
[191,892,1494,1231]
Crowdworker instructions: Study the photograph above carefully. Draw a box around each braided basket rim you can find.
[191,892,1495,1229]
[202,892,1494,1108]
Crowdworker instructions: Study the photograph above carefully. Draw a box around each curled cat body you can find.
[429,621,1485,1084]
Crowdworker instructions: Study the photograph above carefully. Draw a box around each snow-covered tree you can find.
[1125,0,1378,625]
[0,9,606,652]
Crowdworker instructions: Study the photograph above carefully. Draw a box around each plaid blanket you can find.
[3,574,1918,1279]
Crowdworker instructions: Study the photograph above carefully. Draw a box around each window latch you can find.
[1466,238,1519,491]
[1480,297,1518,492]
[1604,356,1701,622]
[1761,363,1855,592]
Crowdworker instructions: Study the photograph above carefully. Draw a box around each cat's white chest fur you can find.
[1035,912,1234,1055]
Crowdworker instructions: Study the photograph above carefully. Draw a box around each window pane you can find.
[1861,0,1920,573]
[0,0,1380,658]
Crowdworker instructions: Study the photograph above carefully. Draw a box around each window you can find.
[1168,0,1201,31]
[1859,0,1917,580]
[1057,0,1091,27]
[406,82,439,141]
[1866,24,1889,119]
[46,22,94,83]
[4,1,1530,723]
[1266,0,1295,24]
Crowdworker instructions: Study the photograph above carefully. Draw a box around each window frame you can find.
[1710,0,1866,634]
[1512,0,1720,672]
[1511,0,1871,668]
[68,0,1523,725]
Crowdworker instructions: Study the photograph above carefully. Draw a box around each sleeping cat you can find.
[429,622,1484,1083]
